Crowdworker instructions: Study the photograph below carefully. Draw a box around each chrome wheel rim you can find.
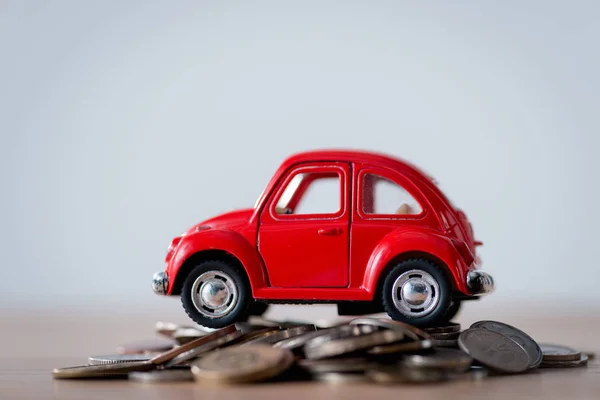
[191,271,238,318]
[391,269,440,318]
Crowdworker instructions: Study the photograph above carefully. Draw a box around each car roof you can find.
[281,149,433,181]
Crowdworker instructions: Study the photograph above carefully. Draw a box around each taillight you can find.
[451,238,474,266]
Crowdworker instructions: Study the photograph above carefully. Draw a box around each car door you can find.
[258,162,351,288]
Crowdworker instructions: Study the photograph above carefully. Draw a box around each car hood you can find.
[186,208,255,234]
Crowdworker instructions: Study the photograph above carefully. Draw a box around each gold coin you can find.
[191,345,293,384]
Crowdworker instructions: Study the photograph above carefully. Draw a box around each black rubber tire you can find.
[443,300,462,321]
[382,259,452,327]
[248,302,270,316]
[181,259,251,329]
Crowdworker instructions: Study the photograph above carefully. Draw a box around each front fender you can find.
[362,228,470,295]
[166,229,268,295]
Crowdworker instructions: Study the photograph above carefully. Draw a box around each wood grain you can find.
[1,310,599,400]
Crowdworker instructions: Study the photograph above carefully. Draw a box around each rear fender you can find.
[362,228,470,296]
[166,229,268,295]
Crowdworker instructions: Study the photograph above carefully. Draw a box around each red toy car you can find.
[153,150,493,328]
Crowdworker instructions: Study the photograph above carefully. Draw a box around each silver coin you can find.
[305,329,405,360]
[539,343,582,361]
[471,320,542,368]
[53,361,155,379]
[367,367,449,384]
[459,328,530,373]
[244,325,316,345]
[88,354,152,365]
[129,369,194,382]
[368,339,435,355]
[298,358,375,373]
[313,372,367,383]
[275,325,374,353]
[349,318,428,341]
[402,348,472,372]
[540,353,588,368]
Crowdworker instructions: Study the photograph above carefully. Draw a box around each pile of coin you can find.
[52,317,591,384]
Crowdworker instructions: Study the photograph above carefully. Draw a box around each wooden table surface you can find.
[1,307,599,400]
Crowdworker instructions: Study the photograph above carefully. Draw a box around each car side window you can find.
[362,173,422,215]
[275,171,341,215]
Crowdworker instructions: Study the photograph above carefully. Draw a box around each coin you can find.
[53,361,155,379]
[313,372,367,383]
[173,327,208,344]
[191,345,294,384]
[539,343,582,361]
[234,327,282,345]
[368,339,435,355]
[349,318,429,341]
[54,325,239,379]
[274,324,375,353]
[430,331,461,340]
[471,320,542,368]
[88,354,152,365]
[298,358,375,373]
[402,348,472,372]
[367,367,449,384]
[305,329,405,360]
[129,369,194,382]
[540,353,589,368]
[423,322,461,334]
[150,324,238,365]
[458,328,530,373]
[245,325,316,345]
[164,330,243,367]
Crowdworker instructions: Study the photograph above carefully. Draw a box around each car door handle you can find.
[317,227,343,236]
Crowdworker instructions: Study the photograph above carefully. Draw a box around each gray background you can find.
[1,1,598,319]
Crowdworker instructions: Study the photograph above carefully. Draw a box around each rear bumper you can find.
[466,270,494,295]
[152,271,169,295]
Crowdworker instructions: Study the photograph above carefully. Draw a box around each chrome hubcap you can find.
[191,271,238,318]
[392,269,440,317]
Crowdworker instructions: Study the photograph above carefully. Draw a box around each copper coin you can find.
[191,345,294,384]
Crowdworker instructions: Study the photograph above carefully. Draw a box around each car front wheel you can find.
[382,259,452,327]
[181,260,251,328]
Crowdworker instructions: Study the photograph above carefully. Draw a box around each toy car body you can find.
[152,150,494,328]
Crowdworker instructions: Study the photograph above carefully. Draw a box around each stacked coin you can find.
[423,323,461,348]
[52,317,591,383]
[539,344,589,368]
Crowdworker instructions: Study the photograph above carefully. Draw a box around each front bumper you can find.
[466,270,495,295]
[152,271,169,295]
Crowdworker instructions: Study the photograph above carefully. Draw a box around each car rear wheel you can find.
[181,260,251,328]
[382,259,452,327]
